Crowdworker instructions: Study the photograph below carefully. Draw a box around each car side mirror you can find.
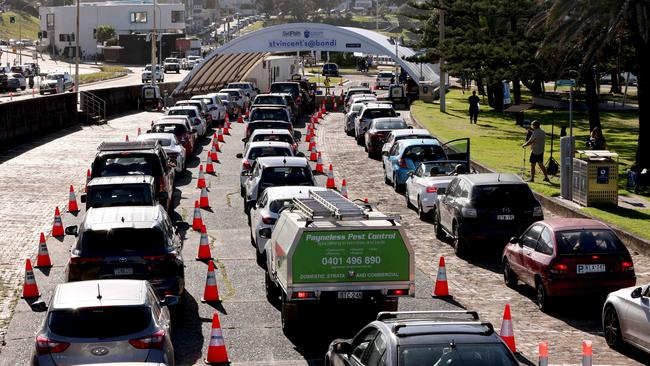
[157,191,169,203]
[30,300,48,312]
[631,287,643,298]
[161,295,179,307]
[333,341,353,354]
[259,227,272,239]
[65,226,78,236]
[174,221,190,232]
[236,153,244,159]
[80,194,87,203]
[509,236,522,246]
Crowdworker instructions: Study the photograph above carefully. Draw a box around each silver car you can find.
[31,279,176,366]
[136,133,186,172]
[237,141,295,194]
[603,283,650,354]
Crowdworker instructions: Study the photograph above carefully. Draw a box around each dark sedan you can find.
[364,117,409,158]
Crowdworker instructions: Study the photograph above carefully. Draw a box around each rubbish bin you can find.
[572,150,619,206]
[419,81,434,103]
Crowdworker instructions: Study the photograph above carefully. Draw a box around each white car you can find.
[39,72,74,94]
[236,141,295,193]
[167,106,207,137]
[186,55,201,69]
[345,99,377,136]
[250,186,327,267]
[346,93,377,113]
[137,133,186,172]
[405,161,459,219]
[375,71,395,89]
[354,103,398,144]
[219,88,246,114]
[162,57,181,73]
[381,129,435,157]
[245,129,298,153]
[226,81,258,99]
[142,64,164,83]
[603,283,650,354]
[192,95,226,126]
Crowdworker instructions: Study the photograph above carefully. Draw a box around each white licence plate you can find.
[114,267,134,276]
[497,214,515,220]
[577,264,606,274]
[338,291,363,300]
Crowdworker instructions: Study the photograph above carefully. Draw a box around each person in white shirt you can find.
[522,120,550,182]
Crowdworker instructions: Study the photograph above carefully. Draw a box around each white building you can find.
[39,1,186,59]
[219,0,257,16]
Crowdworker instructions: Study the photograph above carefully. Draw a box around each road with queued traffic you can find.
[0,74,648,365]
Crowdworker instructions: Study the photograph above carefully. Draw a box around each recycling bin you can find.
[572,150,619,206]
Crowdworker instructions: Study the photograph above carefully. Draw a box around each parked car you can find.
[405,161,466,220]
[603,282,649,354]
[322,62,339,77]
[219,88,246,115]
[81,176,159,210]
[503,219,636,311]
[91,141,175,212]
[381,129,434,157]
[151,117,197,159]
[355,103,398,145]
[167,106,207,138]
[64,206,188,297]
[269,82,305,116]
[141,65,164,84]
[364,117,409,157]
[191,94,227,126]
[346,93,377,113]
[136,133,186,172]
[162,58,181,74]
[226,81,258,99]
[325,311,519,366]
[39,72,74,94]
[30,280,177,366]
[237,141,296,195]
[375,71,395,89]
[245,129,298,153]
[344,86,374,106]
[434,173,543,257]
[213,92,237,117]
[250,186,327,267]
[248,106,291,124]
[242,157,316,213]
[7,73,26,91]
[175,100,212,128]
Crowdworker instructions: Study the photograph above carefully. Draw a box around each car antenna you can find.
[96,283,103,300]
[121,217,125,223]
[498,173,501,182]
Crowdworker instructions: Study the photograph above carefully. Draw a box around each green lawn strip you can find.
[307,76,343,85]
[78,66,130,85]
[0,11,39,41]
[411,88,649,240]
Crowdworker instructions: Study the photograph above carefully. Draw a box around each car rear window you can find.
[140,136,171,146]
[420,162,461,176]
[269,199,293,213]
[403,145,446,162]
[261,167,312,185]
[255,96,285,105]
[556,229,625,255]
[87,186,153,208]
[249,122,291,133]
[48,306,152,338]
[250,109,289,122]
[270,84,299,98]
[169,109,197,118]
[95,155,160,177]
[362,108,397,119]
[79,228,166,255]
[379,72,394,78]
[252,134,293,144]
[374,120,407,129]
[398,343,515,365]
[396,134,433,142]
[247,146,292,160]
[471,184,537,207]
[152,124,186,135]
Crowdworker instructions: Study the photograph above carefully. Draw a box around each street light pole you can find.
[75,0,80,99]
[375,0,379,30]
[438,1,446,113]
[151,0,157,87]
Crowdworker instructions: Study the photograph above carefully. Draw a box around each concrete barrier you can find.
[87,82,179,117]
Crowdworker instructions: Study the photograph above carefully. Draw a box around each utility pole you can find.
[151,0,157,87]
[75,0,80,99]
[438,1,446,113]
[375,0,379,30]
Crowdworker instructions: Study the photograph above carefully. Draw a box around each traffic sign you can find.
[555,79,576,87]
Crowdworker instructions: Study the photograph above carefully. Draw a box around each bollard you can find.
[581,340,592,366]
[538,342,548,366]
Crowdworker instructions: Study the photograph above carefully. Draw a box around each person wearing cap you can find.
[522,120,550,182]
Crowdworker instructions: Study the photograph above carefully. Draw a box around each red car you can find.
[502,218,636,311]
[151,117,198,159]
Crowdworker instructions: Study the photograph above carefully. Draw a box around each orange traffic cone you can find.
[432,256,450,297]
[68,185,79,213]
[125,134,129,142]
[201,260,221,302]
[305,129,312,142]
[200,187,210,208]
[309,146,318,162]
[52,207,64,237]
[192,200,203,231]
[36,233,52,268]
[237,114,244,123]
[211,146,219,163]
[500,304,517,353]
[205,312,230,364]
[206,153,215,174]
[341,179,348,198]
[582,340,592,366]
[326,164,336,189]
[85,168,91,192]
[197,225,213,261]
[213,140,221,152]
[308,139,316,152]
[538,342,548,366]
[224,112,229,123]
[317,110,323,119]
[223,123,230,135]
[333,100,338,111]
[313,113,319,124]
[197,165,206,188]
[321,104,326,115]
[22,259,40,299]
[217,128,225,142]
[315,152,324,173]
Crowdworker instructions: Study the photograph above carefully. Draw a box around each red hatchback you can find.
[502,218,636,311]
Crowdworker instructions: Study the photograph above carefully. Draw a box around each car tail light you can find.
[426,186,438,193]
[69,256,102,265]
[36,335,70,355]
[549,263,568,274]
[242,159,252,172]
[262,216,276,225]
[293,291,315,299]
[398,158,407,168]
[388,289,408,296]
[144,253,177,261]
[129,329,165,349]
[621,261,634,272]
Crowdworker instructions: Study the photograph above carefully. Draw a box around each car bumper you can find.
[545,276,636,297]
[458,223,530,244]
[419,193,439,213]
[394,170,411,185]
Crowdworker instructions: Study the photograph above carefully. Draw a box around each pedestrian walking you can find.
[468,91,480,124]
[587,127,607,150]
[522,120,550,182]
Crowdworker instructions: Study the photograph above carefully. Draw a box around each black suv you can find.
[64,205,189,297]
[81,175,161,210]
[433,173,543,257]
[326,311,519,365]
[91,141,175,212]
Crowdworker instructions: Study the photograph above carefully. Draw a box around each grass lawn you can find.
[411,88,650,240]
[0,11,39,41]
[307,75,343,85]
[78,66,129,85]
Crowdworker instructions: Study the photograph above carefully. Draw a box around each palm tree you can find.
[538,0,649,170]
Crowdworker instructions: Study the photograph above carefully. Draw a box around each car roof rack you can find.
[291,190,400,224]
[97,140,158,151]
[392,321,495,336]
[378,310,479,322]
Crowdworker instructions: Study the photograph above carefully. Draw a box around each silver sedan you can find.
[603,283,650,354]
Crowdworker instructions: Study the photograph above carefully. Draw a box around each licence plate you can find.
[114,267,133,276]
[338,291,363,300]
[577,264,606,274]
[497,214,515,220]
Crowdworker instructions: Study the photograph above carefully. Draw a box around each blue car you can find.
[383,138,470,192]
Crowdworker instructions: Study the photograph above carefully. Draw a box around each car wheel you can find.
[418,200,429,221]
[503,260,518,288]
[281,296,297,335]
[536,280,552,312]
[240,185,245,198]
[393,174,403,193]
[405,188,414,209]
[433,209,445,240]
[265,272,280,306]
[250,229,256,247]
[603,305,623,349]
[453,223,467,258]
[384,170,391,185]
[256,250,267,269]
[356,134,363,146]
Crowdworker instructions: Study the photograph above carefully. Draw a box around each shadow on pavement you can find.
[171,291,207,365]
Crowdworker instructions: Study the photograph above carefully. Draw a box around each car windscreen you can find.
[270,84,299,98]
[419,162,462,176]
[403,145,446,162]
[247,146,293,160]
[87,185,153,208]
[152,123,187,135]
[379,72,394,78]
[323,64,338,70]
[255,96,285,105]
[79,228,166,255]
[556,229,625,255]
[251,109,289,122]
[373,120,407,129]
[261,166,312,185]
[471,184,537,207]
[169,109,197,118]
[363,108,397,119]
[252,134,293,144]
[249,122,291,134]
[95,155,160,177]
[48,306,152,338]
[140,137,172,146]
[398,343,515,366]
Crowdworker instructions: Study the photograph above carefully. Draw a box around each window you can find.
[130,11,148,23]
[59,34,75,42]
[46,13,55,28]
[365,334,388,366]
[522,225,543,249]
[536,227,554,255]
[457,180,470,199]
[351,328,378,363]
[171,10,184,23]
